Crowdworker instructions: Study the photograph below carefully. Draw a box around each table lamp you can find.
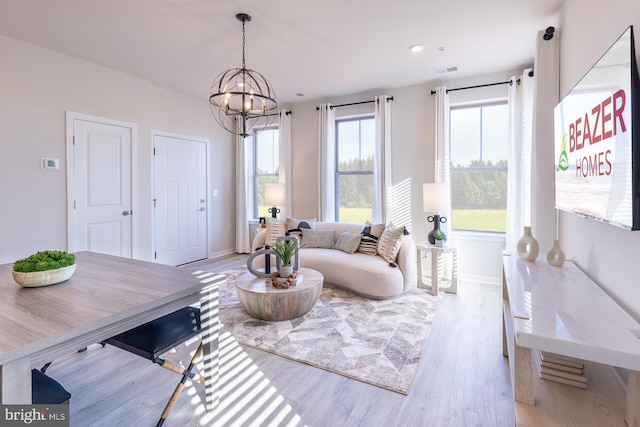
[423,182,450,244]
[265,183,286,218]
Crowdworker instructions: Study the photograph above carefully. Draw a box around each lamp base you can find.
[427,214,447,245]
[268,206,280,218]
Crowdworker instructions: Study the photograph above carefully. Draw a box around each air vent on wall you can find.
[434,66,458,75]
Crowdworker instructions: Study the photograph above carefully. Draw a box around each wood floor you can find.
[45,254,514,426]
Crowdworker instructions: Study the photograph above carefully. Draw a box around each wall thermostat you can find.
[41,158,60,169]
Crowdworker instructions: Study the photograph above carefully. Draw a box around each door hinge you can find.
[152,198,157,208]
[154,251,157,259]
[73,200,76,209]
[72,136,75,145]
[153,147,156,155]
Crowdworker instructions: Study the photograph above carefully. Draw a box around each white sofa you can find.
[252,222,417,299]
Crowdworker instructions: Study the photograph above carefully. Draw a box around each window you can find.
[335,116,374,222]
[253,127,279,218]
[449,102,508,232]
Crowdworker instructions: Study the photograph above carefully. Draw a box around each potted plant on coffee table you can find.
[12,250,76,287]
[272,239,300,278]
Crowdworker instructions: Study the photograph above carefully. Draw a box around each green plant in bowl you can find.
[12,250,76,287]
[13,250,76,272]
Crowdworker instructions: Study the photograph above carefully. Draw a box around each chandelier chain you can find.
[241,19,246,69]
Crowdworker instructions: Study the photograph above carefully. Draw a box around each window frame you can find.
[252,125,279,219]
[334,115,375,222]
[449,100,508,233]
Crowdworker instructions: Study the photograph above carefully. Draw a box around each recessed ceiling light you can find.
[409,44,424,53]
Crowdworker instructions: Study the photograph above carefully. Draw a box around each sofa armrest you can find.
[396,235,417,292]
[252,229,267,252]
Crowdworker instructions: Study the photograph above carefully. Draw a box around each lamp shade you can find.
[423,183,450,214]
[265,183,286,206]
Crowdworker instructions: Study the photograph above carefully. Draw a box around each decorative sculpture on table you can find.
[246,236,301,289]
[516,226,539,261]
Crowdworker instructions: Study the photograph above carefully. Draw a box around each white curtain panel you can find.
[318,104,336,221]
[373,95,392,224]
[434,86,451,184]
[531,27,560,251]
[433,86,451,237]
[235,124,254,253]
[506,71,534,253]
[278,110,293,217]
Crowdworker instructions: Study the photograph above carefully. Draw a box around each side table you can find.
[416,242,458,296]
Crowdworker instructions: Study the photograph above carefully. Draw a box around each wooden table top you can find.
[235,267,323,294]
[0,251,210,366]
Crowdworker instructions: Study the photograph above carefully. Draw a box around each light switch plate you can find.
[41,158,59,169]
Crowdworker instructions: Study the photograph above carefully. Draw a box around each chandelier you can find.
[209,13,278,138]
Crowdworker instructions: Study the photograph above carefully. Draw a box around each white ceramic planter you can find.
[279,264,294,278]
[12,264,76,287]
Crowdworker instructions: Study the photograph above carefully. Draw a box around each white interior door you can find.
[153,133,208,266]
[70,117,133,257]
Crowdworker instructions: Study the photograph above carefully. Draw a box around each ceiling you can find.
[0,0,563,105]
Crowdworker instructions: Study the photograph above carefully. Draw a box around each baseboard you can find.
[208,248,237,259]
[459,273,501,286]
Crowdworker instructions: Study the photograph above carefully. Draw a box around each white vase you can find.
[279,264,294,278]
[516,226,539,261]
[546,239,565,267]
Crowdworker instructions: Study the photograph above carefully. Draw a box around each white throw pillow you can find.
[286,217,316,240]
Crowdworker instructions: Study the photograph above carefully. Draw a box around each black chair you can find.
[103,306,203,427]
[32,369,71,404]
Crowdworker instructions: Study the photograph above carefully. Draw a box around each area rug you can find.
[218,269,442,395]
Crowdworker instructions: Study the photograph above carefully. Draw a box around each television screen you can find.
[554,26,640,230]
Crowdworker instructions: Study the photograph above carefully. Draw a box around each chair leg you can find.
[156,343,204,427]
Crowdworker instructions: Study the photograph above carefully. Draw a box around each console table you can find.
[502,253,640,426]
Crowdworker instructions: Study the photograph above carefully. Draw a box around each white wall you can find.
[559,0,640,320]
[286,70,520,282]
[0,35,234,263]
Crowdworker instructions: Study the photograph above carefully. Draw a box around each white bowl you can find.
[12,264,76,287]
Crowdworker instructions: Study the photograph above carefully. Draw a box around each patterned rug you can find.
[218,269,442,395]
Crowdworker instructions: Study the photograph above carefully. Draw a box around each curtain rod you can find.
[248,110,292,119]
[430,80,514,95]
[315,96,394,111]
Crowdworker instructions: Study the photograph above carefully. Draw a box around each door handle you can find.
[199,207,206,212]
[122,210,132,216]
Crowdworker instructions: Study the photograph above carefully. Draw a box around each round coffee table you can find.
[235,267,323,321]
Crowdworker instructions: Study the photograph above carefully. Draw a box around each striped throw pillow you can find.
[265,217,288,247]
[357,221,385,256]
[377,224,404,263]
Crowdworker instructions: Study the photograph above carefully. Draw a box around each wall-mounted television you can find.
[553,26,640,230]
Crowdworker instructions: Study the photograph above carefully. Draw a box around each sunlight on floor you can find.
[187,270,309,427]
